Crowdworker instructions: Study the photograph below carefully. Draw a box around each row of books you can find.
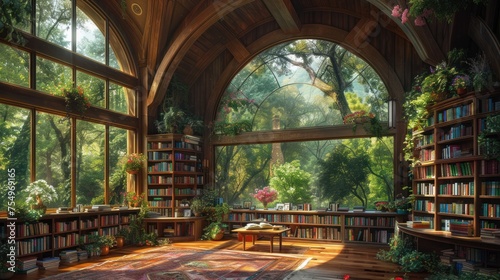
[482,181,500,196]
[437,124,473,141]
[415,182,435,195]
[406,220,431,229]
[436,103,473,123]
[440,161,474,177]
[438,181,474,196]
[481,203,500,218]
[439,203,474,216]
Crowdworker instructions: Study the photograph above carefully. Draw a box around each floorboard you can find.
[17,236,428,280]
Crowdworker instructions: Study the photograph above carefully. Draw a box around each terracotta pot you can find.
[212,230,225,241]
[115,236,124,248]
[100,245,110,256]
[126,169,139,174]
[456,87,467,95]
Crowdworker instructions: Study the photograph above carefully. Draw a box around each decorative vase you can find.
[183,124,194,135]
[100,245,110,256]
[115,236,124,248]
[262,202,268,210]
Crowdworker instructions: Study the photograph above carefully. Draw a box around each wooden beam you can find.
[147,0,254,116]
[214,22,250,63]
[262,0,301,34]
[211,124,394,146]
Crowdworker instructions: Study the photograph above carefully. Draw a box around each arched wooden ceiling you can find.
[91,0,500,129]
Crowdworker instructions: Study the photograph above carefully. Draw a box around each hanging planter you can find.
[121,153,146,174]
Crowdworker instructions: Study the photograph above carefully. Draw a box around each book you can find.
[16,267,39,274]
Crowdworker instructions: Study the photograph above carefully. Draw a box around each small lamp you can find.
[388,99,397,129]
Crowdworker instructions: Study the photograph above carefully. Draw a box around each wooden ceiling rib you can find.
[85,0,497,126]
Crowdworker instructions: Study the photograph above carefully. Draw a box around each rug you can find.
[42,247,310,280]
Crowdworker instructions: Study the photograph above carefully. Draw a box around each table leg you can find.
[270,235,274,253]
[242,234,246,250]
[279,234,282,252]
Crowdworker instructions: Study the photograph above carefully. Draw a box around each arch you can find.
[205,25,405,126]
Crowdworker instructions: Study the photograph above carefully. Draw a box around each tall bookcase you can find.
[146,134,204,217]
[412,90,500,236]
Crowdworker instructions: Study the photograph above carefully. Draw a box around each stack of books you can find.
[407,221,431,229]
[450,221,474,236]
[16,257,38,274]
[439,248,455,265]
[36,257,60,270]
[92,205,112,211]
[77,250,88,261]
[56,207,72,214]
[480,228,500,241]
[353,206,365,212]
[59,249,79,265]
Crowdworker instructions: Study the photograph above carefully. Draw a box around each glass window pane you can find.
[109,28,130,73]
[36,0,72,49]
[76,71,105,108]
[215,137,394,209]
[109,82,135,115]
[0,44,30,87]
[108,127,128,205]
[76,6,105,63]
[76,120,105,205]
[35,112,71,208]
[0,104,31,211]
[36,56,72,95]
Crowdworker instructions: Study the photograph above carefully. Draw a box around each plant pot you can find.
[100,245,110,256]
[126,169,139,174]
[212,230,225,241]
[456,87,467,96]
[115,236,124,248]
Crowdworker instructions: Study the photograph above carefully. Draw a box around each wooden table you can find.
[232,227,290,253]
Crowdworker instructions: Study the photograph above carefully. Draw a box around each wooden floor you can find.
[18,236,428,280]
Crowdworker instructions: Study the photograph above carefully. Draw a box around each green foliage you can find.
[318,144,371,206]
[0,0,31,44]
[202,203,230,240]
[376,235,414,263]
[270,160,312,204]
[478,115,500,161]
[408,0,489,23]
[377,235,440,273]
[97,235,116,247]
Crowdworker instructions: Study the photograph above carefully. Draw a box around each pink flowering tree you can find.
[253,186,278,209]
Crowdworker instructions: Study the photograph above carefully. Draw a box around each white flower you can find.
[25,180,57,204]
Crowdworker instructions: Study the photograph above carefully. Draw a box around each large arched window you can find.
[0,0,138,211]
[214,39,395,209]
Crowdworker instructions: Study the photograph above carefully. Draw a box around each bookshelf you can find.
[226,209,403,245]
[146,134,204,217]
[411,90,500,237]
[0,209,138,259]
[144,217,204,241]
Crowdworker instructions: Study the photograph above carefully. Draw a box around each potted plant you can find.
[24,179,58,213]
[97,235,116,256]
[202,203,230,240]
[190,197,205,217]
[114,228,129,248]
[126,191,145,208]
[452,74,470,95]
[478,115,500,161]
[421,62,458,102]
[467,53,492,93]
[253,186,278,210]
[62,84,91,117]
[121,153,146,174]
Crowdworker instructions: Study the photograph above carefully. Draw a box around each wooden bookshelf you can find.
[227,209,405,245]
[0,209,138,259]
[146,134,204,217]
[411,90,500,237]
[144,216,204,241]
